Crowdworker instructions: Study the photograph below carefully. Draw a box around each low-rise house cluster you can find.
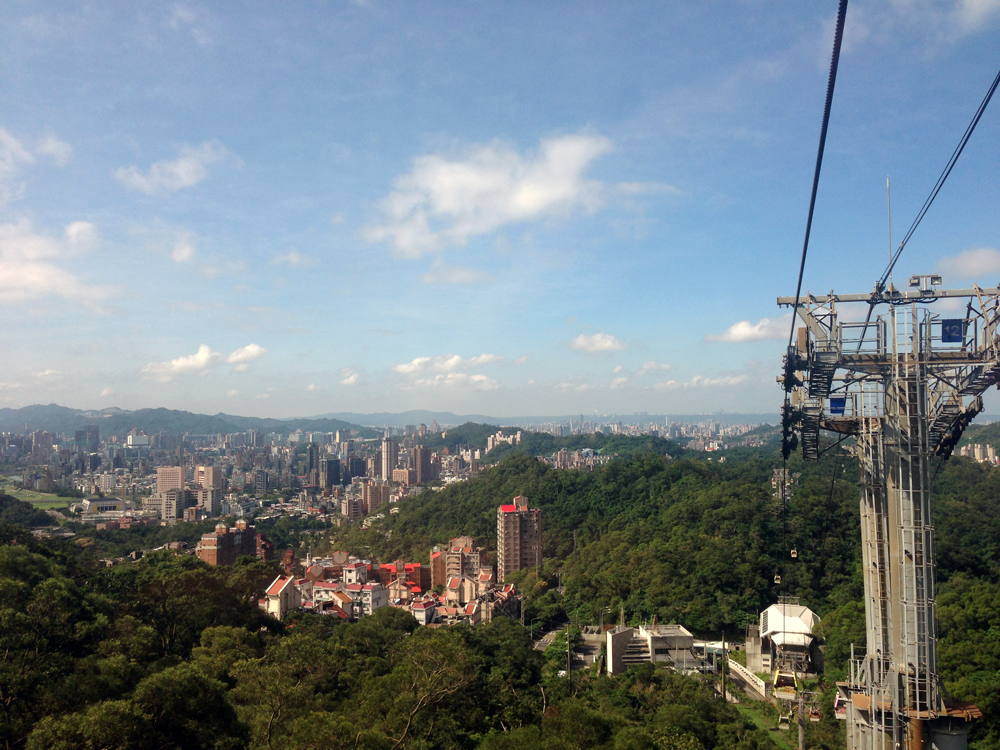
[259,541,522,626]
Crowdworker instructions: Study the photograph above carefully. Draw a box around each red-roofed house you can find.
[261,575,300,620]
[411,598,436,626]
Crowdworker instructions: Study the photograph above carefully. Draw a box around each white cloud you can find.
[141,344,221,382]
[610,377,629,389]
[35,369,67,386]
[227,389,239,397]
[654,374,749,390]
[366,133,612,258]
[169,4,211,44]
[272,251,319,268]
[115,140,231,194]
[100,387,114,397]
[0,219,114,306]
[705,314,791,342]
[172,233,195,263]
[936,247,1000,280]
[0,129,33,181]
[420,260,496,285]
[0,129,73,204]
[36,135,72,165]
[571,332,626,353]
[555,380,592,392]
[307,383,317,391]
[411,373,499,390]
[227,343,268,364]
[0,382,22,391]
[255,392,271,400]
[637,360,672,376]
[612,364,625,374]
[615,181,682,196]
[392,353,502,375]
[340,367,361,386]
[514,355,530,365]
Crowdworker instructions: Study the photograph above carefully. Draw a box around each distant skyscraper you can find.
[380,437,398,481]
[412,445,431,485]
[305,443,320,475]
[156,466,184,495]
[195,465,223,490]
[496,495,542,583]
[319,457,341,488]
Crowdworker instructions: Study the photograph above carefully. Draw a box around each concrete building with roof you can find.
[606,622,703,676]
[747,598,821,675]
[496,496,542,582]
[260,575,300,620]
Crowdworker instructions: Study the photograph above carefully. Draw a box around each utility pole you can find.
[720,630,727,703]
[780,279,993,749]
[798,692,805,750]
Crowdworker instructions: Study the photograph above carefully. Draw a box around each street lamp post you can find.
[530,618,541,640]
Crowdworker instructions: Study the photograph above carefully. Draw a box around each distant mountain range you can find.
[315,410,783,427]
[0,404,378,438]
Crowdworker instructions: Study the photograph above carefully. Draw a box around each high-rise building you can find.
[195,465,223,490]
[305,443,320,475]
[496,495,542,583]
[156,466,184,495]
[195,487,222,516]
[161,488,194,519]
[362,480,391,514]
[412,445,431,485]
[319,457,341,489]
[380,437,398,481]
[75,425,100,453]
[254,469,268,496]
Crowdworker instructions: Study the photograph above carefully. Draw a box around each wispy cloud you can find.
[35,135,72,165]
[409,372,500,390]
[0,218,114,307]
[936,247,1000,280]
[637,360,672,376]
[272,251,319,268]
[1,129,72,204]
[420,260,496,285]
[115,140,233,194]
[571,333,626,353]
[141,343,267,381]
[172,232,195,263]
[227,344,269,372]
[392,353,503,375]
[340,366,362,386]
[366,133,612,258]
[705,314,791,343]
[654,374,749,390]
[169,4,211,45]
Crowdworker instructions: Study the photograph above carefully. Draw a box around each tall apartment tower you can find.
[496,495,542,582]
[195,465,223,490]
[156,466,184,495]
[319,457,341,489]
[412,445,431,485]
[380,437,398,481]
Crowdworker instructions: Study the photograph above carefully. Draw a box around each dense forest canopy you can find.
[2,439,999,748]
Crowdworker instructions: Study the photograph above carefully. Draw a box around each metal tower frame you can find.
[778,279,992,750]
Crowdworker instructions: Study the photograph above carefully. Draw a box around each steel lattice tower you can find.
[779,277,987,750]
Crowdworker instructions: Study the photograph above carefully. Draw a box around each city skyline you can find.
[2,2,999,417]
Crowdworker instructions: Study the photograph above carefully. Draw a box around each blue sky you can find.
[1,1,999,418]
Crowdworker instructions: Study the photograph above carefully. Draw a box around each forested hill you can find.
[422,420,687,460]
[332,449,1000,747]
[0,403,377,438]
[3,445,1000,747]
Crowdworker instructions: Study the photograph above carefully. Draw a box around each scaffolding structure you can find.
[778,277,991,750]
